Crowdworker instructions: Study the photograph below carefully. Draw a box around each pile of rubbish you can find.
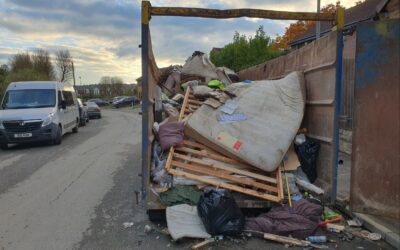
[148,52,382,249]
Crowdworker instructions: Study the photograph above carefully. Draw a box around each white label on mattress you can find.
[216,131,243,152]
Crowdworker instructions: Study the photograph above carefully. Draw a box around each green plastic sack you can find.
[208,79,224,90]
[159,186,201,206]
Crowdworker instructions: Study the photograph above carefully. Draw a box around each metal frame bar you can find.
[141,1,150,202]
[150,6,335,21]
[141,0,345,205]
[331,30,344,203]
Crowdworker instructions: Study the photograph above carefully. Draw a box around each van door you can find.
[57,90,67,134]
[62,90,76,131]
[71,91,79,123]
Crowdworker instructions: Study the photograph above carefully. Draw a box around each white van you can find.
[0,81,80,149]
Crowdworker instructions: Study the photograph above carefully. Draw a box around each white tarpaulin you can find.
[166,204,211,241]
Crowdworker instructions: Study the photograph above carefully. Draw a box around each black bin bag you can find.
[295,138,320,183]
[197,188,244,236]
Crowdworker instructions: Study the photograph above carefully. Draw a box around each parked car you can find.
[77,98,89,126]
[86,102,102,119]
[113,96,136,108]
[113,96,127,103]
[87,98,108,107]
[0,81,80,149]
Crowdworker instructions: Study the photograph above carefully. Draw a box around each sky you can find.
[0,0,358,84]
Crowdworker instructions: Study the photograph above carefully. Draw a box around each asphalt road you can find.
[0,109,142,250]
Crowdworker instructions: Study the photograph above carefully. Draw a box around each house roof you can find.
[210,47,222,54]
[75,84,99,90]
[290,0,387,46]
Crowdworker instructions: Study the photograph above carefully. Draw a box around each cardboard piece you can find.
[203,98,222,109]
[283,145,300,171]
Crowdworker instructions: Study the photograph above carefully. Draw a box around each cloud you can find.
[0,0,358,83]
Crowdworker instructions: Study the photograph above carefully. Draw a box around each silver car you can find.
[85,102,102,119]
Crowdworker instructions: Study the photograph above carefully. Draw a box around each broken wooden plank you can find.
[182,140,256,169]
[171,160,278,193]
[168,168,281,202]
[174,153,277,184]
[175,146,251,169]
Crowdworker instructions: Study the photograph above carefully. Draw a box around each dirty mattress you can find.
[185,71,306,172]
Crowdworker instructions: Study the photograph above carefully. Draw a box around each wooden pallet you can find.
[165,140,284,202]
[164,87,284,203]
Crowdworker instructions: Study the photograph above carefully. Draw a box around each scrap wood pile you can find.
[149,52,380,248]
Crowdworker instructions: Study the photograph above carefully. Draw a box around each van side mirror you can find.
[60,100,67,109]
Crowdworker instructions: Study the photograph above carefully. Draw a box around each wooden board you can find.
[180,87,203,119]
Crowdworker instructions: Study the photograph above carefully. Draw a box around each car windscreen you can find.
[1,89,56,109]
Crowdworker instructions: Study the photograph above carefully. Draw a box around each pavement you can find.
[0,108,141,250]
[0,108,395,250]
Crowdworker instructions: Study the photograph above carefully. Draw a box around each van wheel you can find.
[72,119,79,133]
[0,143,8,150]
[53,126,62,145]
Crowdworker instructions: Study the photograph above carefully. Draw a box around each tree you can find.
[55,50,74,83]
[210,26,282,72]
[1,50,56,98]
[9,53,32,72]
[0,64,8,83]
[99,76,125,97]
[272,21,314,50]
[0,64,9,99]
[99,76,123,85]
[272,2,345,50]
[32,49,54,80]
[7,52,52,82]
[5,69,48,84]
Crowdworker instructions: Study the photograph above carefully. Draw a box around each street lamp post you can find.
[316,0,321,39]
[72,61,76,88]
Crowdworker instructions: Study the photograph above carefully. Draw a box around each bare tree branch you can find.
[55,50,73,83]
[32,49,54,80]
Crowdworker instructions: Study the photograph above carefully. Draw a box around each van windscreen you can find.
[1,89,56,109]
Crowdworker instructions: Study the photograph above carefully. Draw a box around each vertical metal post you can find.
[316,0,321,39]
[141,1,150,203]
[72,61,76,88]
[331,7,345,203]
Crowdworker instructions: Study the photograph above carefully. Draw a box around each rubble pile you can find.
[148,52,383,249]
